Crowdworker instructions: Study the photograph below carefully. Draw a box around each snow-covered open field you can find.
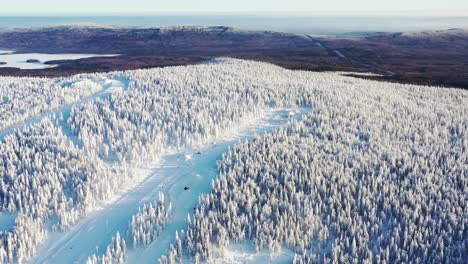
[0,58,466,264]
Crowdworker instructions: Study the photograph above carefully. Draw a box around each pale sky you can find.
[1,0,467,15]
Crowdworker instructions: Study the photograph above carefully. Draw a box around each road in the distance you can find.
[303,34,396,76]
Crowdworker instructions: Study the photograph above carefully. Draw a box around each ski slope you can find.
[31,108,309,264]
[0,78,127,141]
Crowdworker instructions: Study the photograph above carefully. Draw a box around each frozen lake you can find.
[0,50,14,54]
[0,52,117,69]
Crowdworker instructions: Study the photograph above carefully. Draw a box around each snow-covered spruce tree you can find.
[0,214,46,263]
[158,230,185,264]
[130,193,173,247]
[0,119,116,228]
[158,60,467,263]
[86,232,127,264]
[0,119,118,263]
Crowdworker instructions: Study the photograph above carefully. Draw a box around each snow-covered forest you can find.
[0,58,466,263]
[164,69,467,263]
[67,59,313,165]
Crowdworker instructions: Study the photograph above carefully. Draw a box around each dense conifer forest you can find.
[0,59,465,263]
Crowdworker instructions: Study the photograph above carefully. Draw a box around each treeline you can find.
[0,120,115,225]
[0,120,119,262]
[0,215,45,263]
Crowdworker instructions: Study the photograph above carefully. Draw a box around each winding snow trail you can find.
[31,108,310,264]
[0,78,128,141]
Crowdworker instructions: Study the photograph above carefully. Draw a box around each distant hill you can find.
[0,26,467,89]
[318,28,468,88]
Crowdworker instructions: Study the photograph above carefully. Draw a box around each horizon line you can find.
[0,10,467,17]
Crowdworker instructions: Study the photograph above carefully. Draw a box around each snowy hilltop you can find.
[0,58,466,263]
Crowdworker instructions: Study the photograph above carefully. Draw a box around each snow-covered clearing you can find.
[0,53,118,69]
[31,107,309,264]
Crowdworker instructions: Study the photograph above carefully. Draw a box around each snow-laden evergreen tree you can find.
[0,119,116,223]
[86,232,126,264]
[130,193,173,247]
[0,214,46,263]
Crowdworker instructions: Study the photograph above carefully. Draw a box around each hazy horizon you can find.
[1,0,467,15]
[0,15,467,35]
[1,11,467,17]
